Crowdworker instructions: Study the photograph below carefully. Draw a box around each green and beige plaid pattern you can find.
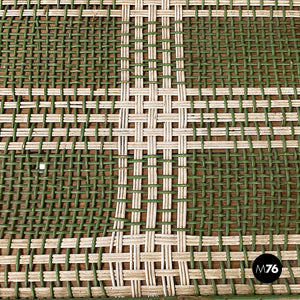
[0,0,300,298]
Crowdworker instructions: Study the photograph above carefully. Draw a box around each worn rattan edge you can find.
[0,9,299,16]
[1,285,300,297]
[0,0,299,6]
[32,296,300,300]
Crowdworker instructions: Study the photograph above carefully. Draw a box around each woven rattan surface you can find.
[0,0,300,298]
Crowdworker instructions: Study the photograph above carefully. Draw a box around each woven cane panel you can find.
[0,1,300,299]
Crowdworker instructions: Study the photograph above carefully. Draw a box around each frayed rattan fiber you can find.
[0,0,300,299]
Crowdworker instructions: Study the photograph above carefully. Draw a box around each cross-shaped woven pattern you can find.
[0,1,300,298]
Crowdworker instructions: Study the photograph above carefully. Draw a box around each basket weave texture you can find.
[0,0,300,298]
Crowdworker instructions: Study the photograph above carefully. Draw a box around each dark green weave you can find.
[1,149,300,238]
[0,11,299,89]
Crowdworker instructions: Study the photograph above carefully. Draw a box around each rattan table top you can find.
[0,1,300,298]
